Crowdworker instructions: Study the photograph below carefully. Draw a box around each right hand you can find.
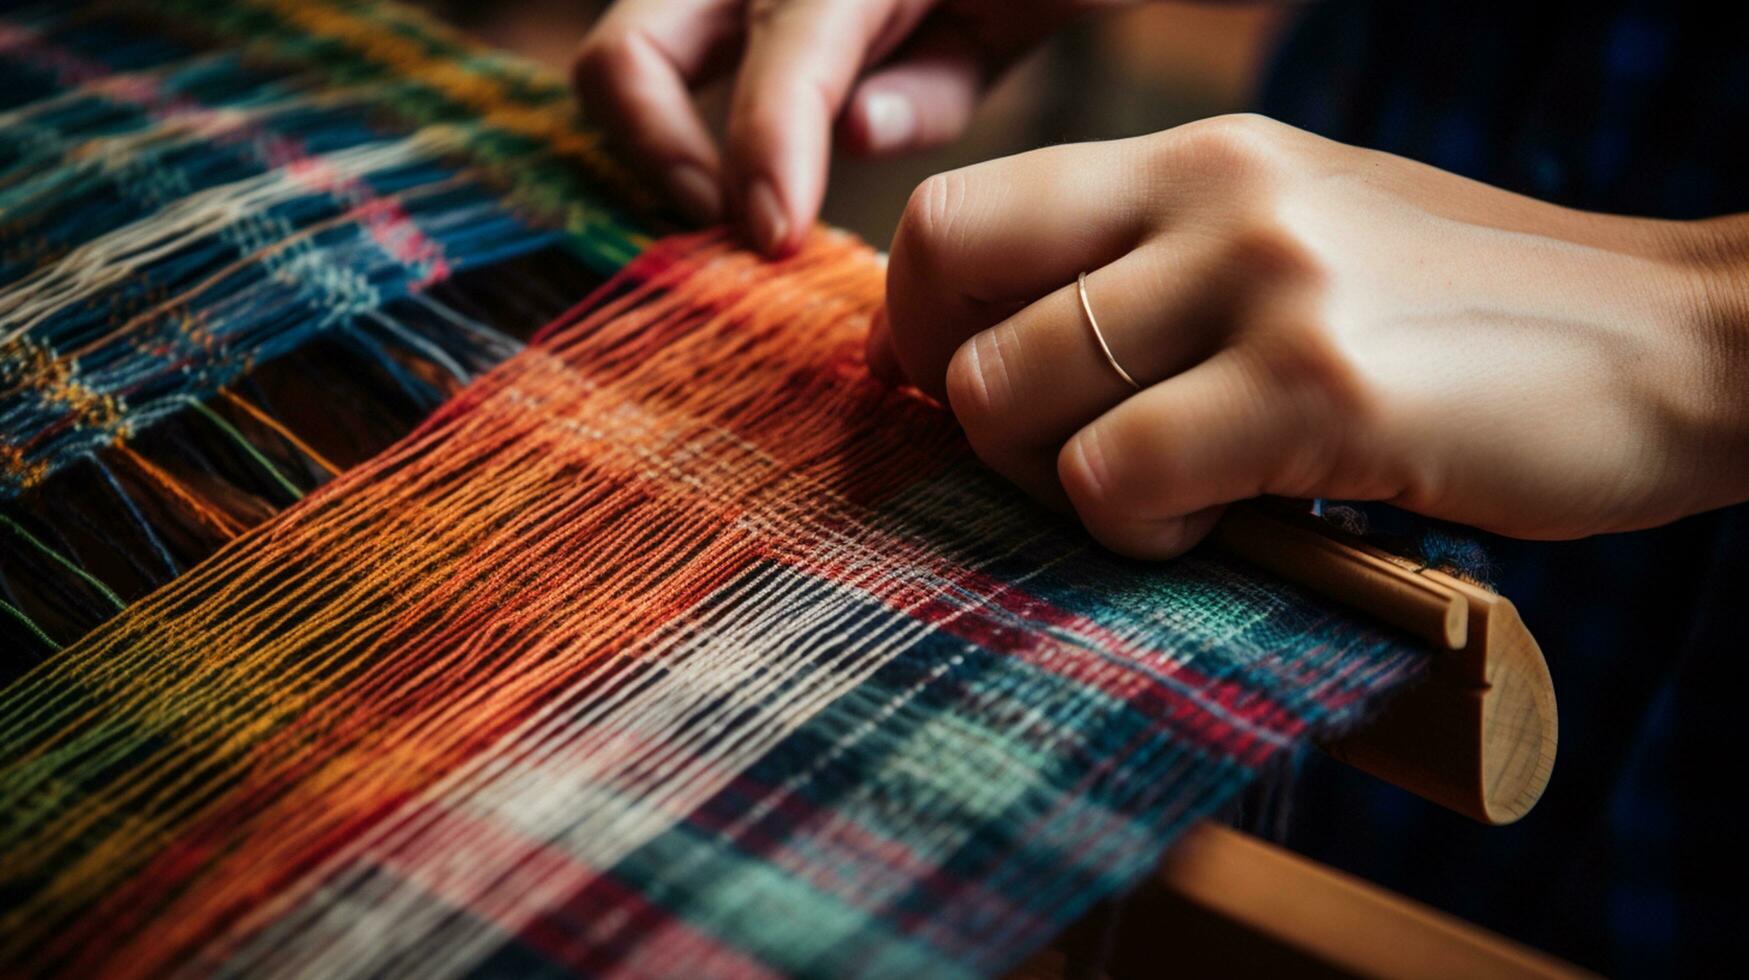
[572,0,1128,256]
[872,117,1749,558]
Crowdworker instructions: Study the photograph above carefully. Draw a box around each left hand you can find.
[572,0,1122,255]
[872,114,1749,558]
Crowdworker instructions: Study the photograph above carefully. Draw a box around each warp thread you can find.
[0,6,579,496]
[1,4,1438,975]
[0,231,1429,979]
[0,0,658,657]
[0,249,593,671]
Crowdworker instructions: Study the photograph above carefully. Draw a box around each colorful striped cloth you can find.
[0,231,1429,977]
[1,2,1435,976]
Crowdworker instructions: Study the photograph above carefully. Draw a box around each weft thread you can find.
[0,231,1429,979]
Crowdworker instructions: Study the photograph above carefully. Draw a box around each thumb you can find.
[838,31,987,157]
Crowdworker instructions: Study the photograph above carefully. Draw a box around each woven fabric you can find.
[0,0,650,501]
[0,0,656,662]
[1,2,1436,974]
[0,232,1429,978]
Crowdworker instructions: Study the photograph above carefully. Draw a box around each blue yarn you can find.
[0,34,566,498]
[92,456,181,578]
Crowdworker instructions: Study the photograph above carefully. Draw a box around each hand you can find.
[572,0,1122,255]
[873,114,1749,558]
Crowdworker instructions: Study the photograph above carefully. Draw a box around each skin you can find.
[572,0,1117,251]
[575,2,1749,559]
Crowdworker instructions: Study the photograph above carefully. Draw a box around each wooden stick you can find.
[1209,503,1557,825]
[1211,504,1469,651]
[1011,824,1593,979]
[1140,823,1593,979]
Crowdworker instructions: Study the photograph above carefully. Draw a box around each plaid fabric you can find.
[0,0,659,663]
[1262,3,1749,974]
[0,0,650,500]
[0,232,1431,977]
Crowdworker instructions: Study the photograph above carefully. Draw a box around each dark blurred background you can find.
[412,1,1281,246]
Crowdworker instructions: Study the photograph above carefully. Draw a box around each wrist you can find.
[1663,215,1749,510]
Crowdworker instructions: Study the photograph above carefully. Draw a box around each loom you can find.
[0,1,1568,976]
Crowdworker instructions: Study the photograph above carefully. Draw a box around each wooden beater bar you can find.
[1209,501,1558,824]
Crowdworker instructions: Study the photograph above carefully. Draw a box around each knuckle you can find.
[571,30,638,93]
[1196,112,1284,149]
[896,170,968,263]
[945,331,1020,451]
[944,338,994,434]
[1163,113,1289,179]
[1058,426,1127,521]
[1058,433,1163,557]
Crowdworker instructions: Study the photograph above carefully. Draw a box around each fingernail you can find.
[861,91,915,153]
[865,308,904,386]
[745,179,790,257]
[668,163,721,222]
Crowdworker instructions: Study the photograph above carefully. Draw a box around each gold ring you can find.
[1077,271,1140,390]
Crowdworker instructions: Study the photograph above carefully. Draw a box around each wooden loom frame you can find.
[1018,501,1578,978]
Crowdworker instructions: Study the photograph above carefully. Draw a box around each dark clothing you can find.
[1260,3,1749,975]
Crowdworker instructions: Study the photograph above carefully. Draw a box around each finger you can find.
[840,1,1068,158]
[838,28,986,156]
[1058,348,1321,559]
[944,241,1232,505]
[573,0,741,222]
[865,306,905,385]
[727,0,932,256]
[885,134,1169,402]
